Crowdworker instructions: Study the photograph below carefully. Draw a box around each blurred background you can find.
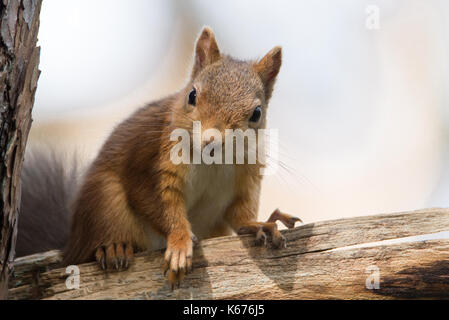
[29,0,449,223]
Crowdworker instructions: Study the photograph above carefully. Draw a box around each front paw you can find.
[95,242,134,271]
[163,232,193,289]
[238,222,287,249]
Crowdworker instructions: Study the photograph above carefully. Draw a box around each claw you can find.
[239,217,293,250]
[191,233,199,246]
[268,209,302,229]
[256,228,267,246]
[279,235,287,249]
[96,243,134,271]
[95,247,107,270]
[164,233,194,289]
[271,233,286,249]
[286,217,302,229]
[186,256,193,274]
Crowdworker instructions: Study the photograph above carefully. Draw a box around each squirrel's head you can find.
[173,27,282,153]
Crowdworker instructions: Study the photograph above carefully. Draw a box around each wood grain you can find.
[8,208,449,299]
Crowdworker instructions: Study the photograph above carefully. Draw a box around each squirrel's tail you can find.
[16,147,80,257]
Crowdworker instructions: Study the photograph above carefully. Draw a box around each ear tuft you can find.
[192,27,221,78]
[254,46,282,101]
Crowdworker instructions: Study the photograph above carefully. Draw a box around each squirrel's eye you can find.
[249,106,262,123]
[188,88,197,106]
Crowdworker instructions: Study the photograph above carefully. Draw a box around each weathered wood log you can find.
[8,208,449,300]
[0,0,42,299]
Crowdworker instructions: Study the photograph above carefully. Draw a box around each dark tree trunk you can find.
[0,0,41,300]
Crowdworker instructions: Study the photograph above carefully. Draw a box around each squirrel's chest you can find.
[184,165,236,239]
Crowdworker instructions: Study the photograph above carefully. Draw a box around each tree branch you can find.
[8,208,449,299]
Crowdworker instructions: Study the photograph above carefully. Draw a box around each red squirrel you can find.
[17,27,301,288]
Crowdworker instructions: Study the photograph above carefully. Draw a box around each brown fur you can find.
[63,27,293,287]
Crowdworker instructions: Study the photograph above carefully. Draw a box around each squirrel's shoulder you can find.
[133,91,182,119]
[113,90,184,134]
[94,91,182,163]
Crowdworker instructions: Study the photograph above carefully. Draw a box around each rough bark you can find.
[8,208,449,300]
[0,0,42,299]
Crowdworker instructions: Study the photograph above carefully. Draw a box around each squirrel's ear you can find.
[192,27,221,78]
[254,46,282,101]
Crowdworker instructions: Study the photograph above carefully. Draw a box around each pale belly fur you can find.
[147,164,236,250]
